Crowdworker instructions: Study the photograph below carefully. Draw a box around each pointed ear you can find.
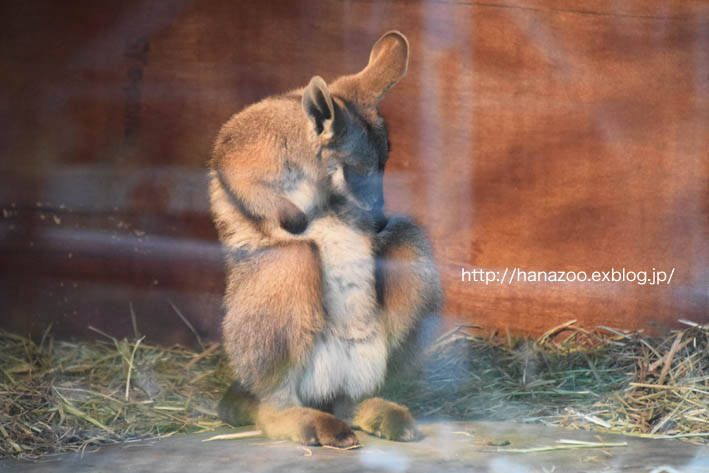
[302,75,340,142]
[356,31,409,105]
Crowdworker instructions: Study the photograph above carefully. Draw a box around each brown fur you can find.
[221,241,325,396]
[258,404,359,447]
[375,216,443,348]
[353,397,418,441]
[209,31,442,446]
[210,98,320,242]
[217,381,259,426]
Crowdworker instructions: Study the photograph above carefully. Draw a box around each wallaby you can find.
[208,31,442,447]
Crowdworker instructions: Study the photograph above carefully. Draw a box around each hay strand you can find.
[202,430,263,442]
[499,440,628,454]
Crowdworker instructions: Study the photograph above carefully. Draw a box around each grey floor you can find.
[3,421,708,473]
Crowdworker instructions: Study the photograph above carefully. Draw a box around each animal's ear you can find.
[302,75,341,142]
[356,31,409,105]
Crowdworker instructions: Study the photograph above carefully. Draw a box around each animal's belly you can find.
[297,215,386,401]
[298,332,387,402]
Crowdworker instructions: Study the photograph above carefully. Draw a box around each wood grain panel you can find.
[0,0,706,343]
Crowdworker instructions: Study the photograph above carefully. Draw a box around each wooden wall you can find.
[1,0,707,345]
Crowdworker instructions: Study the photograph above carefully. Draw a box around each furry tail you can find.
[217,381,259,426]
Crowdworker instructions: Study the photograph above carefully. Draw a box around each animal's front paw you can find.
[353,398,420,441]
[299,410,360,448]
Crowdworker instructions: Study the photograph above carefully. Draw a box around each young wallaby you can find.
[209,31,442,447]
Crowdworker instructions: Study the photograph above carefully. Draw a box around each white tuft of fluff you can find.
[298,215,386,402]
[299,332,387,401]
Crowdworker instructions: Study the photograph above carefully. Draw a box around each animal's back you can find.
[209,93,326,250]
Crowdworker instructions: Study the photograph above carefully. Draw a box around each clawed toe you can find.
[332,430,360,448]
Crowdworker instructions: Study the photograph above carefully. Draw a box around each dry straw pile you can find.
[1,319,707,459]
[393,319,708,443]
[0,327,230,459]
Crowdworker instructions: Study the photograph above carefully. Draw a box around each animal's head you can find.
[301,31,409,227]
[209,31,409,241]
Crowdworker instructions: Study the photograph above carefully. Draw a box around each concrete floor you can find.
[4,422,708,473]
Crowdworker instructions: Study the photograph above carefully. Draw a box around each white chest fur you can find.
[296,215,387,402]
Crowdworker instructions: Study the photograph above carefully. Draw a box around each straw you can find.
[0,330,231,459]
[1,318,707,459]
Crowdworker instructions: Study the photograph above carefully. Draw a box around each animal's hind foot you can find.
[217,381,259,426]
[259,405,359,448]
[298,410,360,447]
[353,397,420,441]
